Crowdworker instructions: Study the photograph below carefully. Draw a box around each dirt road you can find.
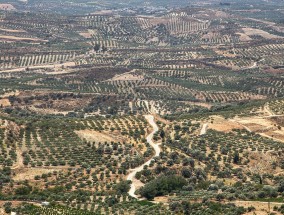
[127,115,160,198]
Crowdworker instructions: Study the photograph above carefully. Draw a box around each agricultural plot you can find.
[1,2,284,214]
[18,203,170,215]
[133,117,284,203]
[267,99,284,115]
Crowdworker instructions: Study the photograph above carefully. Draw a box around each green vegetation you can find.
[0,0,284,214]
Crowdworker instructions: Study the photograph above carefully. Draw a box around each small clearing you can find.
[79,32,92,38]
[242,27,282,39]
[208,116,243,132]
[236,32,252,42]
[200,123,208,135]
[0,99,11,107]
[0,28,26,33]
[0,4,16,11]
[13,168,59,181]
[0,35,47,42]
[75,129,117,143]
[110,70,144,81]
[233,200,282,215]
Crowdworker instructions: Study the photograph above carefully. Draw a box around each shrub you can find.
[139,175,187,200]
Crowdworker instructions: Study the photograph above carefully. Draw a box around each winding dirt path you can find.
[127,115,160,198]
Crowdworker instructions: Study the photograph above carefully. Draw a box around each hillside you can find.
[0,0,284,214]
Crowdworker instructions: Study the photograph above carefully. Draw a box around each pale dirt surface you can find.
[245,17,276,26]
[111,73,144,81]
[91,10,114,15]
[154,196,169,203]
[0,28,26,33]
[246,151,279,176]
[13,168,58,181]
[268,129,284,137]
[0,99,10,107]
[208,116,243,132]
[235,117,274,130]
[236,32,252,42]
[264,104,275,116]
[79,32,92,38]
[0,208,6,215]
[11,148,24,171]
[261,131,284,143]
[206,110,284,142]
[200,123,208,135]
[75,129,117,143]
[230,114,284,141]
[127,115,160,198]
[0,61,76,73]
[0,35,47,42]
[242,27,283,39]
[0,90,19,97]
[233,200,283,215]
[108,69,144,82]
[27,106,70,116]
[154,114,171,125]
[0,4,16,11]
[184,101,212,109]
[214,48,237,58]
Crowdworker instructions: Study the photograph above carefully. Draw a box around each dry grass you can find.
[233,115,284,141]
[233,200,282,215]
[110,70,144,81]
[263,130,284,142]
[0,35,47,42]
[242,27,282,39]
[75,129,126,143]
[0,28,26,33]
[236,117,274,131]
[79,32,92,39]
[13,168,59,181]
[236,32,252,42]
[0,4,16,11]
[0,99,10,107]
[207,116,243,132]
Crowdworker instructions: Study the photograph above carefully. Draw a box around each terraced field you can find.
[1,0,284,214]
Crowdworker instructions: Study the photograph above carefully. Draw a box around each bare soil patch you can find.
[154,196,169,203]
[233,116,284,140]
[242,27,282,39]
[0,28,26,33]
[0,99,10,107]
[263,130,284,142]
[237,117,275,131]
[184,101,212,109]
[233,200,282,215]
[111,73,144,81]
[0,4,16,11]
[79,32,92,38]
[236,32,252,42]
[208,116,243,132]
[0,35,47,42]
[75,129,126,143]
[13,168,59,181]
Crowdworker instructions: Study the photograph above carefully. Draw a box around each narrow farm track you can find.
[127,115,160,199]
